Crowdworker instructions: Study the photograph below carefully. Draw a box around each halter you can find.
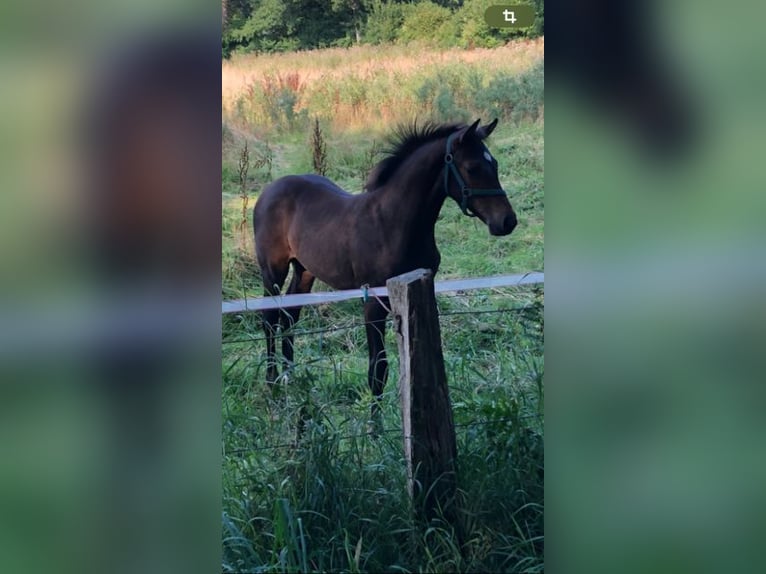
[443,132,507,217]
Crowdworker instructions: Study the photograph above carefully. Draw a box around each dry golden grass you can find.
[222,38,545,120]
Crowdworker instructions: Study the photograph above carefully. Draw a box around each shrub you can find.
[363,1,406,45]
[456,0,536,49]
[415,66,487,123]
[398,2,453,46]
[236,71,310,132]
[433,12,462,48]
[475,61,544,124]
[311,118,328,176]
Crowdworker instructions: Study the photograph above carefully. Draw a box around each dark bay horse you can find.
[253,118,517,409]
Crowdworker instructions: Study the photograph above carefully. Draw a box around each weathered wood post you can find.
[386,269,460,528]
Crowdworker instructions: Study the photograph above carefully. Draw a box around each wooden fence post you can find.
[387,269,459,527]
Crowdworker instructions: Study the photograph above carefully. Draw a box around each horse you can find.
[253,118,517,413]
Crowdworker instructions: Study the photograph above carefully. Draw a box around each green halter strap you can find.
[443,132,507,217]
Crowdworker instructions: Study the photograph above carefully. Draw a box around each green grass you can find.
[222,291,543,573]
[222,41,543,573]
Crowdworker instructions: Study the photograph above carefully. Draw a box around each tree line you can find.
[222,0,544,56]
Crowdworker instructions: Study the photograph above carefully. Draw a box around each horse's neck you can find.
[376,141,446,230]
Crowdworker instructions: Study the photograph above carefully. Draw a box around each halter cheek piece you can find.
[443,132,507,217]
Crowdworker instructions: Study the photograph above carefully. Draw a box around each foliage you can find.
[310,118,328,176]
[363,0,405,45]
[236,71,309,133]
[221,295,544,573]
[457,0,509,49]
[223,0,356,56]
[531,0,545,36]
[397,2,453,46]
[224,40,544,133]
[222,0,544,56]
[237,142,250,252]
[475,61,545,124]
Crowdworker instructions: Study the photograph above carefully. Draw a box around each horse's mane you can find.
[364,121,464,192]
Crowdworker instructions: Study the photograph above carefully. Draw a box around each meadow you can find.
[222,39,544,573]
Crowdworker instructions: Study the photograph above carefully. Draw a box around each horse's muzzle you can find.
[489,212,517,236]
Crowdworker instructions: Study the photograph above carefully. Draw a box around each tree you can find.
[332,0,372,44]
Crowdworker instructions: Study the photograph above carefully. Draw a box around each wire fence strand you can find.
[223,302,541,346]
[224,413,543,456]
[223,287,543,460]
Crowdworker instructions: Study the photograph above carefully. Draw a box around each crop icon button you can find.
[484,5,536,29]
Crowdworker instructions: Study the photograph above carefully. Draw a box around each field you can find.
[222,39,544,573]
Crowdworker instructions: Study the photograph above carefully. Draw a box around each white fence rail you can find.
[222,272,544,314]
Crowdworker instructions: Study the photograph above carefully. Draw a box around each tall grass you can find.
[223,39,544,133]
[222,289,543,573]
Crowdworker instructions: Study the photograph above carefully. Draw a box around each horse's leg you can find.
[260,260,289,387]
[280,260,316,373]
[364,298,389,422]
[278,260,315,439]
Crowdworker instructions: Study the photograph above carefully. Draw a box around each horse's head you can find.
[444,119,517,236]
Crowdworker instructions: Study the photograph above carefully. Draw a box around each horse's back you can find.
[290,174,349,195]
[259,174,349,204]
[255,174,350,220]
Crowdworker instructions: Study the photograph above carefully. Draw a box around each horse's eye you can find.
[466,163,482,175]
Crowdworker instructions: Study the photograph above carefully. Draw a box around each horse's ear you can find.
[457,119,481,144]
[478,118,498,139]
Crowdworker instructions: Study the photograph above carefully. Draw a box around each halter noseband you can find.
[443,132,507,217]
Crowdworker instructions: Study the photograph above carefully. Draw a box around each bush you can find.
[475,62,544,124]
[456,0,537,49]
[397,2,453,46]
[234,71,311,132]
[224,0,544,54]
[363,1,406,45]
[415,66,488,123]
